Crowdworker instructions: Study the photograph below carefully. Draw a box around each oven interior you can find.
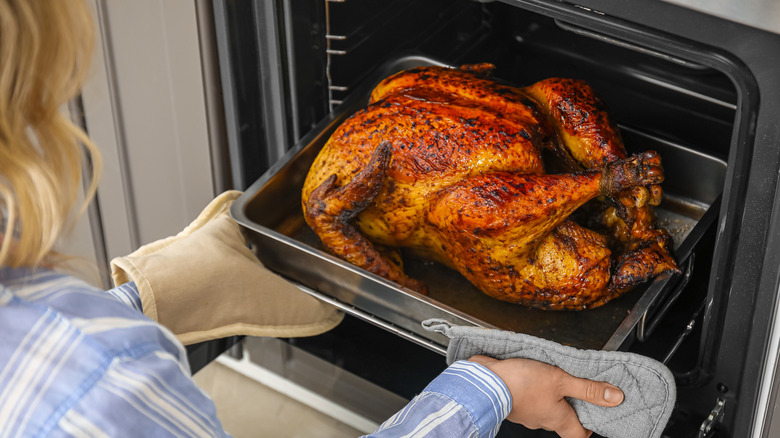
[214,1,751,436]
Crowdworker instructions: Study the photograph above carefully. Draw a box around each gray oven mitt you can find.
[422,319,675,438]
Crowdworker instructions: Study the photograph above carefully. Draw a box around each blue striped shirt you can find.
[0,267,511,437]
[366,361,511,438]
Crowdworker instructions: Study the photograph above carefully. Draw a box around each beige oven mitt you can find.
[111,190,343,345]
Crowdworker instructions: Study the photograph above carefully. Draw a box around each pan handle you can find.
[636,253,695,342]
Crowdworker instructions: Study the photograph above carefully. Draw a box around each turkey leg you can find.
[426,153,664,309]
[304,142,427,292]
[524,78,680,289]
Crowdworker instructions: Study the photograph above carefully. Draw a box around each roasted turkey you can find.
[302,63,679,310]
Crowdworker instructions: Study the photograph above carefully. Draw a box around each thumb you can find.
[562,375,624,407]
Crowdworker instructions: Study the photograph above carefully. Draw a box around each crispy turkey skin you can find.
[302,64,679,310]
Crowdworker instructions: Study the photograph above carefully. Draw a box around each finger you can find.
[561,374,624,407]
[551,399,590,438]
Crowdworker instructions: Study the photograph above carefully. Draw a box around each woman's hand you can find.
[468,355,624,438]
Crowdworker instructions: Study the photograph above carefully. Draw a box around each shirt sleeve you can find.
[57,345,229,438]
[105,281,144,313]
[0,268,229,437]
[365,360,512,438]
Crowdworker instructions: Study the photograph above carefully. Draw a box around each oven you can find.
[198,1,780,436]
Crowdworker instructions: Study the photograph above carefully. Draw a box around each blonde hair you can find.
[0,0,102,268]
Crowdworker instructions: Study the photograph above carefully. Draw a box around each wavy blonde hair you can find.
[0,0,101,268]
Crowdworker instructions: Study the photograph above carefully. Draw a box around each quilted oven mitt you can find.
[423,319,676,438]
[111,190,344,345]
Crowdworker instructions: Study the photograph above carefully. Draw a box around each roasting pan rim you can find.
[232,54,727,352]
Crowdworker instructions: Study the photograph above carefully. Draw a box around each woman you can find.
[0,1,622,437]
